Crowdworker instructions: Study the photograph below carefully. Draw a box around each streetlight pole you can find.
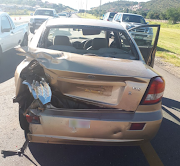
[85,0,88,18]
[99,0,102,19]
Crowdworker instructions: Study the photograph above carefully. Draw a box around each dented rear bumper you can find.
[27,108,163,145]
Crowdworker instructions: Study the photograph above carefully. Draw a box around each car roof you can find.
[116,13,142,17]
[0,12,7,15]
[47,18,125,30]
[36,8,54,11]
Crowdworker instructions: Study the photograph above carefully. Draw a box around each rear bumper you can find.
[27,109,163,145]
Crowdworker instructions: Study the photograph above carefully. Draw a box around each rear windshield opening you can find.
[34,10,54,16]
[109,13,116,18]
[40,26,138,60]
[122,14,146,24]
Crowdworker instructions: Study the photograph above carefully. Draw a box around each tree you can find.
[166,8,180,24]
[146,12,155,19]
[159,12,167,20]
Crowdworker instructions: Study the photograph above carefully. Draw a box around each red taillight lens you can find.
[107,19,109,21]
[129,123,145,130]
[141,77,165,105]
[26,114,40,124]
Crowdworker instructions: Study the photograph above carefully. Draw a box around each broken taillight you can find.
[141,77,165,105]
[26,114,40,124]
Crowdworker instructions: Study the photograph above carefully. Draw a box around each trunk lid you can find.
[35,52,158,111]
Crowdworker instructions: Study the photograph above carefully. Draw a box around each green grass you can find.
[77,13,99,20]
[149,21,180,66]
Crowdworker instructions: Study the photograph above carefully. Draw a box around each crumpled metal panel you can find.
[23,78,52,105]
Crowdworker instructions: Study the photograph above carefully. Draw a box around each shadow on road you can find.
[29,143,148,166]
[151,118,180,166]
[0,48,24,83]
[162,97,180,113]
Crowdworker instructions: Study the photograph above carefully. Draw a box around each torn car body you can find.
[14,18,164,145]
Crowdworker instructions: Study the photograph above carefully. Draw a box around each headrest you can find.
[92,38,108,50]
[53,36,71,46]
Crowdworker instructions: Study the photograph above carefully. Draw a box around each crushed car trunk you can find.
[14,48,158,112]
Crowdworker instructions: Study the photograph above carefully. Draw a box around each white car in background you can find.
[103,12,117,21]
[112,13,153,46]
[58,13,68,18]
[0,12,29,61]
[29,8,59,34]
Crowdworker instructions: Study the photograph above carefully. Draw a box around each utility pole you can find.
[99,0,102,19]
[85,0,88,18]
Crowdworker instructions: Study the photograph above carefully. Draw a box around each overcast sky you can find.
[45,0,149,10]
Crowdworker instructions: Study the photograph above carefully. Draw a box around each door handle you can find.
[11,31,14,34]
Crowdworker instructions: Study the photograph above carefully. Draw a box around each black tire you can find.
[20,33,28,47]
[19,108,29,131]
[30,28,35,34]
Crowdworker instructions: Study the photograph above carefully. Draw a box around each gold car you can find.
[14,18,165,145]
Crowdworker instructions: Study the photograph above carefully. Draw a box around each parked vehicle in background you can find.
[0,12,29,61]
[58,13,68,18]
[14,18,164,145]
[103,12,116,21]
[29,8,59,34]
[112,13,153,46]
[60,11,72,17]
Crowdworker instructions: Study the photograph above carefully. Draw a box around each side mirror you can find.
[30,13,33,16]
[1,28,11,33]
[117,19,121,23]
[146,22,149,24]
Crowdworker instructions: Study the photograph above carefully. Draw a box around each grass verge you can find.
[149,21,180,67]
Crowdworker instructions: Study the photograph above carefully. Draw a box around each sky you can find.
[45,0,150,10]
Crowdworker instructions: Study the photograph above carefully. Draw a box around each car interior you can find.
[41,27,137,60]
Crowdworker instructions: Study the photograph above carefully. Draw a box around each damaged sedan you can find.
[14,18,165,145]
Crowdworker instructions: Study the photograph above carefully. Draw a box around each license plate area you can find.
[69,119,90,129]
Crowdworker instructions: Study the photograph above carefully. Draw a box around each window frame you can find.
[1,15,12,32]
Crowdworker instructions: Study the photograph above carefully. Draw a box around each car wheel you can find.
[19,108,29,131]
[20,33,28,47]
[30,28,35,34]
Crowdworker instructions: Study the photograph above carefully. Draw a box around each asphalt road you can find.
[0,15,180,166]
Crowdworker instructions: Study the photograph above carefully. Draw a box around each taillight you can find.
[26,114,40,124]
[141,77,165,105]
[107,19,109,21]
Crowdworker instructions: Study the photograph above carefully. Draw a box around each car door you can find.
[7,15,24,47]
[0,15,14,52]
[128,25,160,67]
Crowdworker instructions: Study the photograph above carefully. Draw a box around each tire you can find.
[19,108,29,131]
[20,33,28,47]
[30,28,35,34]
